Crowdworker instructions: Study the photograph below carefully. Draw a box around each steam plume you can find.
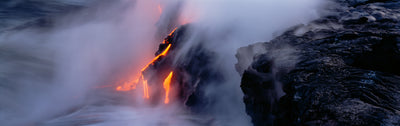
[0,0,326,125]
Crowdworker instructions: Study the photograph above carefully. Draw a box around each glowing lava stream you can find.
[116,44,171,98]
[162,28,177,44]
[116,28,176,102]
[142,75,150,99]
[163,71,173,104]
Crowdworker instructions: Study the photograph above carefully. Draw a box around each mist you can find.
[0,0,326,126]
[175,0,323,125]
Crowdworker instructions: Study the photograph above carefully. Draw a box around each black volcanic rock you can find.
[237,0,400,125]
[145,25,224,112]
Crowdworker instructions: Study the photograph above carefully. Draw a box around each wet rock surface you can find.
[238,0,400,125]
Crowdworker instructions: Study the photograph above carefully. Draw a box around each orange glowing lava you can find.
[115,27,177,100]
[142,75,150,99]
[116,43,170,97]
[162,27,178,44]
[140,44,171,72]
[169,27,178,36]
[116,74,140,91]
[163,71,173,104]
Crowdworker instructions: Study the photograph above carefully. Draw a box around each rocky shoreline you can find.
[237,0,400,125]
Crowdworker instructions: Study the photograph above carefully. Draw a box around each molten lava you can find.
[116,43,171,95]
[140,44,171,72]
[112,1,195,104]
[116,27,177,101]
[142,75,149,99]
[162,28,177,44]
[163,71,173,104]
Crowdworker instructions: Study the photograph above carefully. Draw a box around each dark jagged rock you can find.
[146,25,224,113]
[237,0,400,125]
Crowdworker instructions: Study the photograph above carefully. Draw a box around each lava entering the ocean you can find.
[163,71,173,104]
[115,27,176,103]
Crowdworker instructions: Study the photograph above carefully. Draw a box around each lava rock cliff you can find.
[237,0,400,125]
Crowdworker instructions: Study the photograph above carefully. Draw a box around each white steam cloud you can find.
[0,0,326,126]
[174,0,324,126]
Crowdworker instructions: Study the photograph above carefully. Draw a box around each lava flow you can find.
[116,28,176,103]
[163,71,173,104]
